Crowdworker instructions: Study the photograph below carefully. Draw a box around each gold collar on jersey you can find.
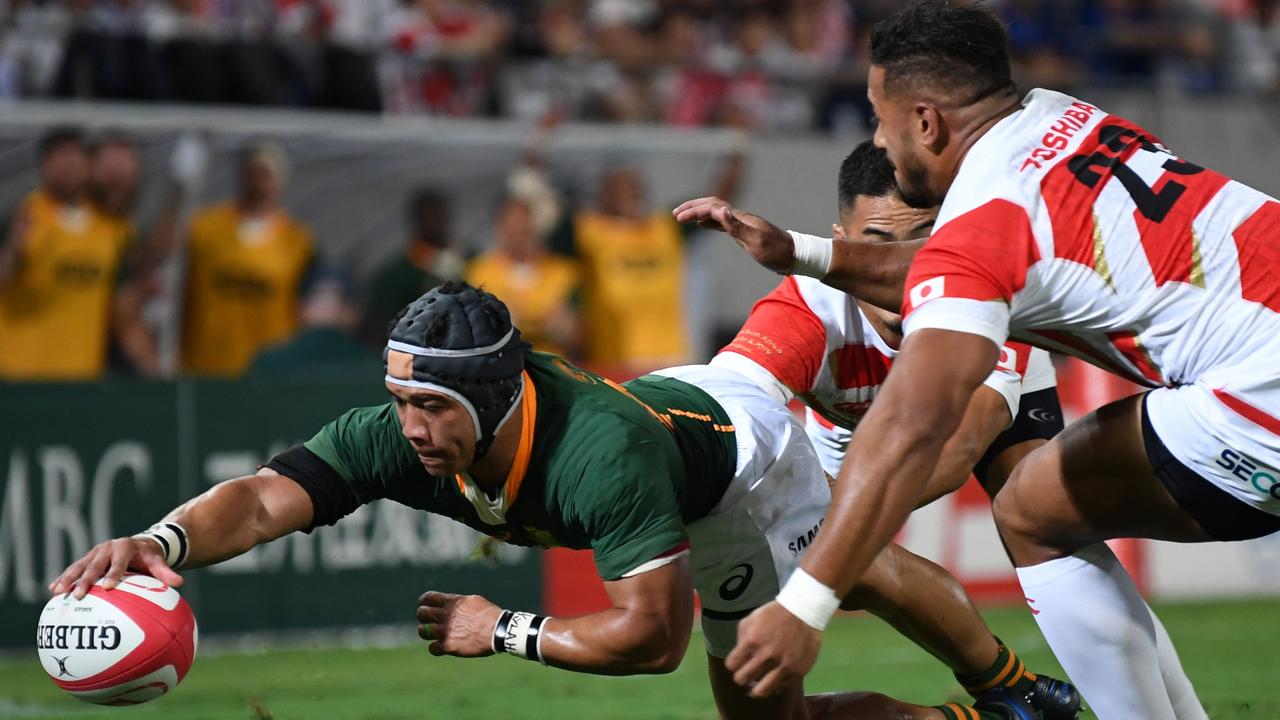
[454,370,537,525]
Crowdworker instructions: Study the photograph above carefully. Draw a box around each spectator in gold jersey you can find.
[0,126,133,380]
[564,149,744,377]
[181,140,314,378]
[467,170,581,359]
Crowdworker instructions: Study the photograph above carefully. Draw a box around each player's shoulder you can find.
[788,275,853,311]
[526,353,670,438]
[939,89,1109,231]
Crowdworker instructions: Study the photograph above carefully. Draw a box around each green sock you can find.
[954,637,1037,699]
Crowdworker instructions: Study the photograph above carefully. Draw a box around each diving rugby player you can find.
[55,281,1058,719]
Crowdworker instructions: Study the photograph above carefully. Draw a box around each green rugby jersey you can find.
[269,352,736,580]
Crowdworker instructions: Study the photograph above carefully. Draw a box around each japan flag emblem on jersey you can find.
[997,346,1018,372]
[909,277,946,308]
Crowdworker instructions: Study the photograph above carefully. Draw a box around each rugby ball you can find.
[36,573,197,705]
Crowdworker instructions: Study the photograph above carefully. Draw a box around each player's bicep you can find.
[246,467,317,539]
[602,552,694,615]
[600,553,695,660]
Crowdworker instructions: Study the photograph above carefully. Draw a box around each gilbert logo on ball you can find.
[36,573,198,706]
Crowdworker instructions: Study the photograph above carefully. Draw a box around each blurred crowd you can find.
[0,1,1278,135]
[0,121,743,382]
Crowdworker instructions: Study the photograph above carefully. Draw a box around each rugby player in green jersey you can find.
[53,281,1066,719]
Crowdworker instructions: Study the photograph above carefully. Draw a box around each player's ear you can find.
[832,223,848,242]
[914,102,946,151]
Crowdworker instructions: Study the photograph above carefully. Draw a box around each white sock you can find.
[1148,607,1208,720]
[1015,543,1176,719]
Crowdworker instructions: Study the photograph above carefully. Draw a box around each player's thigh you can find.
[707,652,808,720]
[992,392,1210,565]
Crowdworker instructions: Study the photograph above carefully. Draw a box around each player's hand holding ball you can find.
[50,535,184,601]
[416,591,503,658]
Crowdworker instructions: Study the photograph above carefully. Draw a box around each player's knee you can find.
[991,466,1046,557]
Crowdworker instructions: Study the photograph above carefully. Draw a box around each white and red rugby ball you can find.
[36,573,197,706]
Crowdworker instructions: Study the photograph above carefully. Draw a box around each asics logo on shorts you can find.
[1217,448,1280,499]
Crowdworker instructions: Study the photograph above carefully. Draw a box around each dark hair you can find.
[89,128,136,154]
[870,1,1013,104]
[37,126,85,160]
[837,140,897,210]
[407,187,449,227]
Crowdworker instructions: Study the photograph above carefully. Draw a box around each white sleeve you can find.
[979,368,1022,429]
[709,352,795,406]
[803,407,852,479]
[902,297,1011,348]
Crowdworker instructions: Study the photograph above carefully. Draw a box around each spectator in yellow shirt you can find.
[0,127,133,381]
[467,193,581,358]
[569,151,744,377]
[181,141,314,377]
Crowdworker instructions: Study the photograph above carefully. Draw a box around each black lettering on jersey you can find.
[1068,123,1205,223]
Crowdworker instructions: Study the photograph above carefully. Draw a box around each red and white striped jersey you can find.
[903,89,1280,498]
[715,275,1055,433]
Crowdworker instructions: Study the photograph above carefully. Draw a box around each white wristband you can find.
[776,568,840,631]
[135,522,189,568]
[788,231,833,278]
[494,610,550,663]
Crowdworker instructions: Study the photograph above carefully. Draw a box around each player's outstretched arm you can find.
[49,467,313,600]
[671,196,920,312]
[417,555,695,675]
[728,329,997,698]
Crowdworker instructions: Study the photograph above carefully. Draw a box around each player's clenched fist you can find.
[416,591,503,658]
[671,196,796,274]
[49,537,184,600]
[725,601,822,699]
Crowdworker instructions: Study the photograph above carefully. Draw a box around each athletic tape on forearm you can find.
[492,610,550,664]
[137,522,190,568]
[776,568,840,631]
[788,231,833,278]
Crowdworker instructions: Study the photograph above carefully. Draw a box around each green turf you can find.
[2,598,1274,719]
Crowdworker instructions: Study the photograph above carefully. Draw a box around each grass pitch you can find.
[1,598,1273,719]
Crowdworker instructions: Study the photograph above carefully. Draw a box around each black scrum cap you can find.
[383,281,530,461]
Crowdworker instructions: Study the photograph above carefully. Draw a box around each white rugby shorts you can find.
[652,364,832,658]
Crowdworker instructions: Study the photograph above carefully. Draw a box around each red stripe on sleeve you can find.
[903,199,1039,317]
[720,277,827,393]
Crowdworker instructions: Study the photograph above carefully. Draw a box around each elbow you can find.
[636,642,685,675]
[647,629,688,674]
[623,614,690,674]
